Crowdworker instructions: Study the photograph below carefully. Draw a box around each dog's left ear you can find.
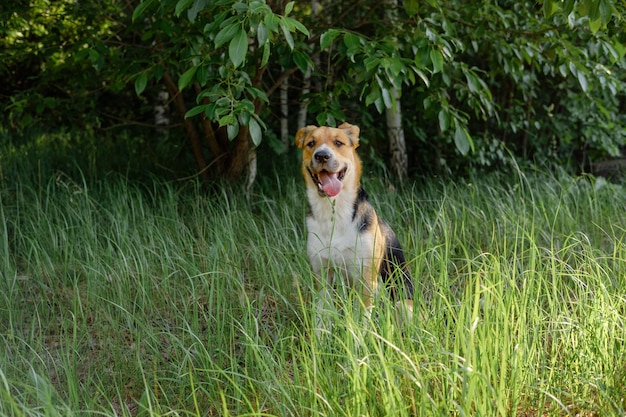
[295,125,318,149]
[338,123,360,148]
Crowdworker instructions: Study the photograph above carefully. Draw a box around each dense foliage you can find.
[1,0,625,180]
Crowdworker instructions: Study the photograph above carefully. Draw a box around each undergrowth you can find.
[0,168,625,416]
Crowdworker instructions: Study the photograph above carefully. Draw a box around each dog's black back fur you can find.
[379,220,414,301]
[352,187,414,301]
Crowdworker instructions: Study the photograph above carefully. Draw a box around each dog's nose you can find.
[314,149,331,163]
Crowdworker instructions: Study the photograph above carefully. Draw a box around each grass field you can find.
[1,167,625,416]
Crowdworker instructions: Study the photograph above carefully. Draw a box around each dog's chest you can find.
[306,194,375,274]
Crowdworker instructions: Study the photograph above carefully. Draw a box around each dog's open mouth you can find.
[309,167,347,197]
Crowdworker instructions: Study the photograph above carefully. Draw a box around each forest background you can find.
[1,0,625,184]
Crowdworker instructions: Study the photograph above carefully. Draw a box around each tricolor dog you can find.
[296,122,414,320]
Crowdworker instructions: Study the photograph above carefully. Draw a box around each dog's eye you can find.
[334,140,343,147]
[306,140,315,148]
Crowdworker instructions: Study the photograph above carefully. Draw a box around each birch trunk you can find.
[297,0,323,128]
[154,87,170,141]
[386,88,408,179]
[297,66,311,128]
[385,0,408,179]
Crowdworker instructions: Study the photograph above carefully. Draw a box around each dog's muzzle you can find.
[308,147,347,197]
[308,167,346,197]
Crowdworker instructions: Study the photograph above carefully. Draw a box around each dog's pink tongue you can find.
[319,172,342,197]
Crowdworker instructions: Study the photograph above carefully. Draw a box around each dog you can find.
[295,122,414,322]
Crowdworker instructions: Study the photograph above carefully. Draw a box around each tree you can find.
[0,0,126,133]
[385,0,409,180]
[2,0,624,182]
[130,0,311,185]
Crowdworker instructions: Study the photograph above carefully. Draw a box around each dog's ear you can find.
[295,125,317,149]
[338,123,360,148]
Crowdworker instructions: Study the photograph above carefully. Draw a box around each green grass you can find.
[1,169,625,416]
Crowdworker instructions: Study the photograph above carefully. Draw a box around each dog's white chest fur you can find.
[306,188,374,282]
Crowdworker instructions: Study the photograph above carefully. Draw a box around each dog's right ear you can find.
[338,123,360,148]
[295,126,318,149]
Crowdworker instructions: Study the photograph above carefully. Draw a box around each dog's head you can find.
[295,123,361,198]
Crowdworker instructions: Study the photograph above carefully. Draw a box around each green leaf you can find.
[227,123,239,140]
[187,0,206,22]
[185,105,207,119]
[589,17,602,34]
[175,0,194,17]
[374,97,384,113]
[280,22,294,49]
[178,66,198,91]
[87,49,104,71]
[465,70,480,93]
[293,50,311,73]
[215,23,239,48]
[257,22,268,46]
[132,0,154,22]
[577,71,588,92]
[430,49,443,74]
[219,114,237,127]
[613,36,626,60]
[438,109,449,132]
[261,42,270,67]
[246,86,269,103]
[320,29,341,50]
[415,68,430,87]
[381,88,392,109]
[583,0,600,22]
[343,33,361,51]
[134,73,148,96]
[290,18,309,36]
[389,58,405,78]
[365,84,381,107]
[249,1,269,14]
[562,0,576,15]
[316,112,329,126]
[264,13,279,32]
[229,28,248,68]
[364,56,380,73]
[454,125,472,155]
[404,0,419,17]
[238,110,251,126]
[543,0,559,18]
[599,0,614,24]
[285,1,294,16]
[415,47,430,68]
[234,2,249,13]
[249,118,262,146]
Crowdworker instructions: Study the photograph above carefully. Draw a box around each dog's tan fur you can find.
[296,123,414,316]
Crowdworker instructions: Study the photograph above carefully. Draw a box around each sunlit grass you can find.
[1,169,625,416]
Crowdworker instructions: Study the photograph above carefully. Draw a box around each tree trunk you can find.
[162,70,210,183]
[297,0,324,128]
[154,86,170,141]
[246,144,257,195]
[226,126,250,179]
[195,83,227,174]
[225,67,267,183]
[298,66,311,128]
[386,88,408,179]
[384,0,408,180]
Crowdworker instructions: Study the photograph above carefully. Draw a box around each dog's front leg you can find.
[361,265,378,318]
[313,269,335,337]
